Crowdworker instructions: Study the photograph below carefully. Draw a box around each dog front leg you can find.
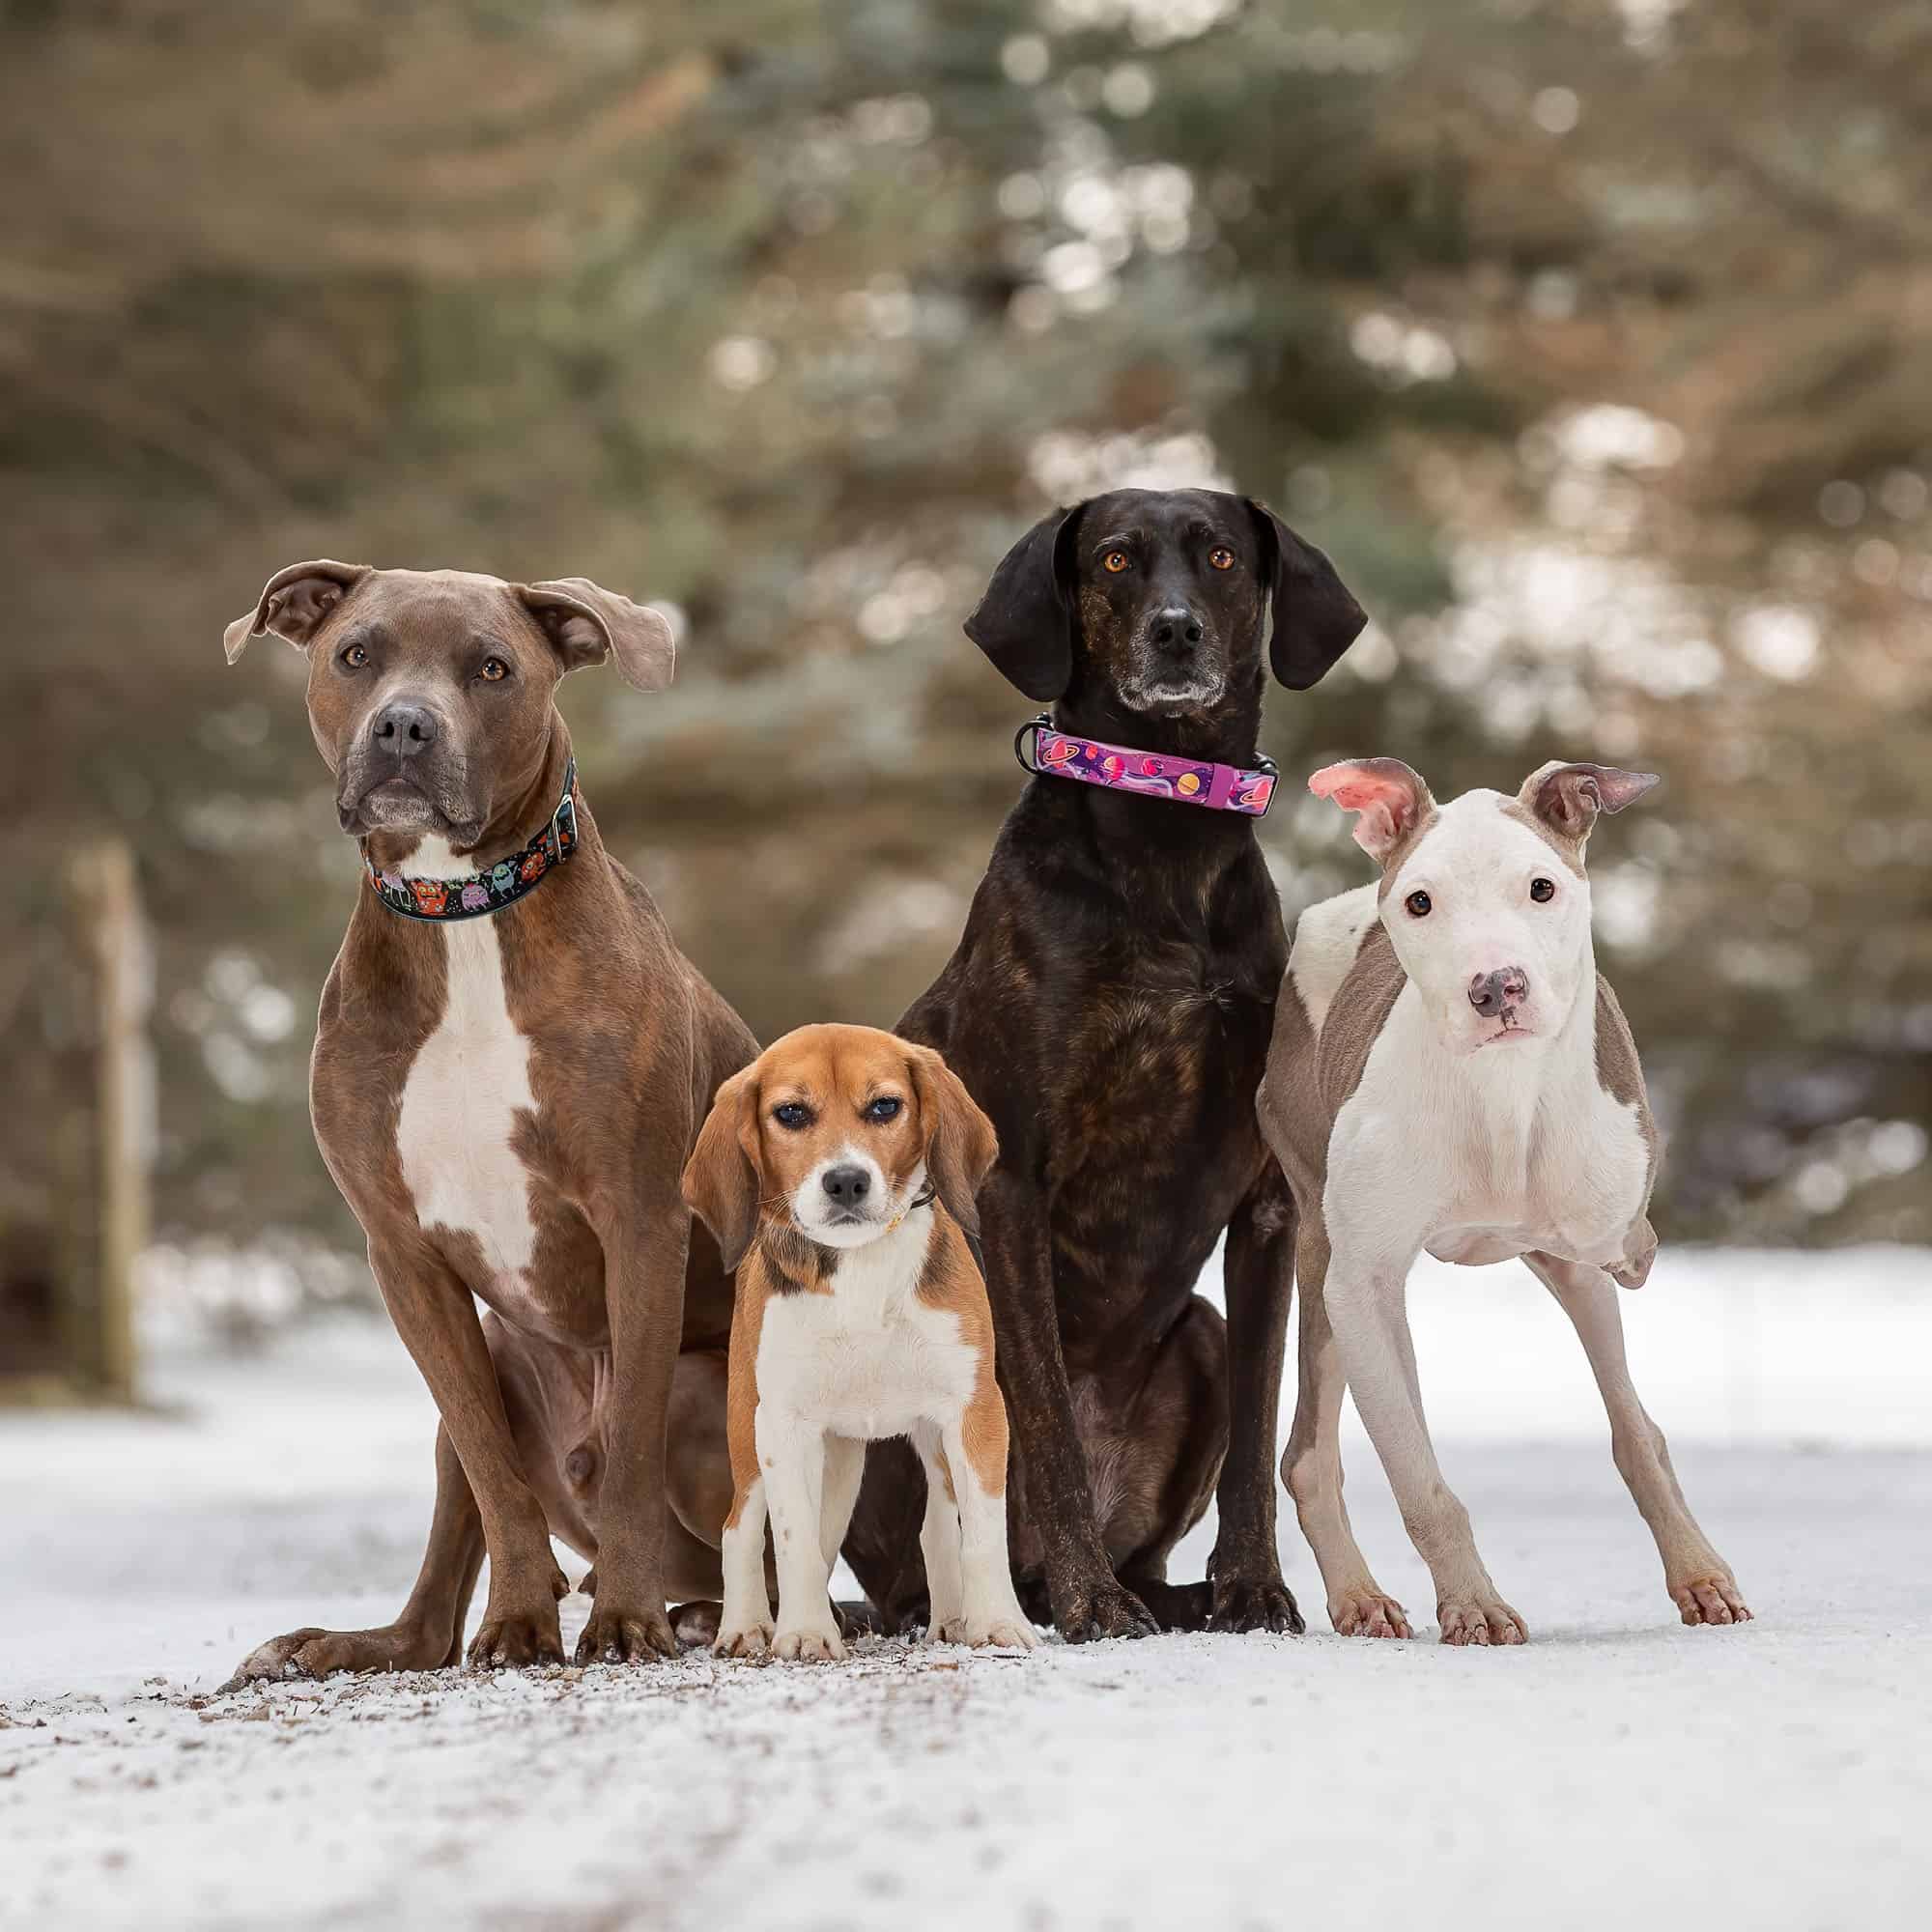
[370,1240,568,1667]
[1281,1218,1411,1638]
[1527,1253,1750,1628]
[758,1407,845,1662]
[1209,1167,1304,1634]
[980,1170,1158,1641]
[1323,1235,1527,1646]
[937,1397,1038,1651]
[578,1190,690,1664]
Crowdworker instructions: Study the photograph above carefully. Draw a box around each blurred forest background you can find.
[3,0,1928,1342]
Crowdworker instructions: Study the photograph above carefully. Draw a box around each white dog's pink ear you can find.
[1309,758,1435,863]
[1520,762,1660,841]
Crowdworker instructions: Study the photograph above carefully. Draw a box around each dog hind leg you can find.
[223,1418,485,1689]
[1527,1252,1750,1628]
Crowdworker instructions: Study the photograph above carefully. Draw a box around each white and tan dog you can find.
[1261,758,1750,1644]
[681,1023,1037,1662]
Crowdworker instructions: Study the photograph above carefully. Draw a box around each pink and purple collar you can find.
[1015,716,1277,817]
[363,758,580,922]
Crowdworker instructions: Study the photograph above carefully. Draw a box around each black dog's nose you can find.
[371,701,439,758]
[1149,606,1205,650]
[1468,968,1529,1017]
[821,1165,872,1207]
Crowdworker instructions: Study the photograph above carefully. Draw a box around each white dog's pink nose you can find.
[1467,968,1528,1018]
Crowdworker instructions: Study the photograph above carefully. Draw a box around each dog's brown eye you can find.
[1209,546,1236,571]
[1104,550,1130,574]
[340,642,369,669]
[864,1095,902,1123]
[773,1101,811,1131]
[479,657,509,682]
[1530,876,1555,903]
[1405,890,1432,918]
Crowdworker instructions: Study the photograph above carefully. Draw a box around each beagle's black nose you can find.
[1467,968,1529,1018]
[1149,606,1204,650]
[371,700,439,757]
[821,1164,872,1207]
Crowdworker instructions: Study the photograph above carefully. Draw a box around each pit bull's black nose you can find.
[1468,968,1529,1018]
[371,701,439,758]
[821,1164,872,1208]
[1149,606,1204,651]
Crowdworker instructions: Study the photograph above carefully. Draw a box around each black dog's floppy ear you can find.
[519,578,676,693]
[223,560,371,663]
[1246,501,1367,690]
[963,503,1084,701]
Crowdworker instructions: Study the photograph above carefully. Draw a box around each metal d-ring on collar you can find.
[363,757,581,923]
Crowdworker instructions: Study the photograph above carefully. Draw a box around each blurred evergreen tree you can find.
[1,0,1925,1276]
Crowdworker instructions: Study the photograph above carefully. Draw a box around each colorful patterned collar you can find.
[1014,717,1277,817]
[363,759,579,922]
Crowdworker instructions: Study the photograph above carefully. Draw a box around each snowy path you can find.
[3,1249,1929,1930]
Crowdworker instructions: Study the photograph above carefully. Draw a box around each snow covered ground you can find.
[3,1247,1929,1930]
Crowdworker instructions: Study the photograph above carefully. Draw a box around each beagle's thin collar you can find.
[363,758,579,922]
[884,1179,937,1236]
[1015,716,1277,817]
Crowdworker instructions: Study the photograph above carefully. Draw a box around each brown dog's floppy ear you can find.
[906,1044,999,1239]
[223,560,370,664]
[964,503,1084,701]
[680,1065,762,1272]
[1246,501,1367,691]
[519,578,676,693]
[1520,761,1661,844]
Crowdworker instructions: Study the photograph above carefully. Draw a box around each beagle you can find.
[680,1024,1038,1661]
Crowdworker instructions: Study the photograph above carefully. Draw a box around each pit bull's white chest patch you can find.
[396,912,540,1281]
[1331,986,1652,1271]
[754,1216,978,1440]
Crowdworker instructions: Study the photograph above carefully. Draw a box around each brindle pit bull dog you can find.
[1262,757,1750,1642]
[220,562,754,1679]
[844,490,1366,1641]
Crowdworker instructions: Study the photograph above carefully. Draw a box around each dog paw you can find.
[1208,1572,1305,1636]
[1052,1575,1159,1644]
[574,1604,677,1666]
[948,1615,1039,1652]
[712,1618,775,1660]
[771,1626,846,1662]
[1436,1595,1528,1647]
[467,1606,567,1670]
[219,1622,450,1691]
[1329,1589,1412,1639]
[1672,1574,1752,1628]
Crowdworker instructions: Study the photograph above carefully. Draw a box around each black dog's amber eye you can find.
[340,642,369,668]
[773,1101,811,1130]
[479,657,509,682]
[1405,890,1433,918]
[864,1095,902,1123]
[1209,546,1236,570]
[1104,550,1130,573]
[1530,876,1556,903]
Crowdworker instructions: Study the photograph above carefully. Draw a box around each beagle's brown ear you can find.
[1245,501,1367,690]
[963,503,1084,701]
[223,560,371,663]
[906,1044,999,1239]
[519,578,676,693]
[681,1065,762,1273]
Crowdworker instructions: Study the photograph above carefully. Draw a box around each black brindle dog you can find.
[844,488,1365,1640]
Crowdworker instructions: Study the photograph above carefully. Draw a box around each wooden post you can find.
[65,837,153,1401]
